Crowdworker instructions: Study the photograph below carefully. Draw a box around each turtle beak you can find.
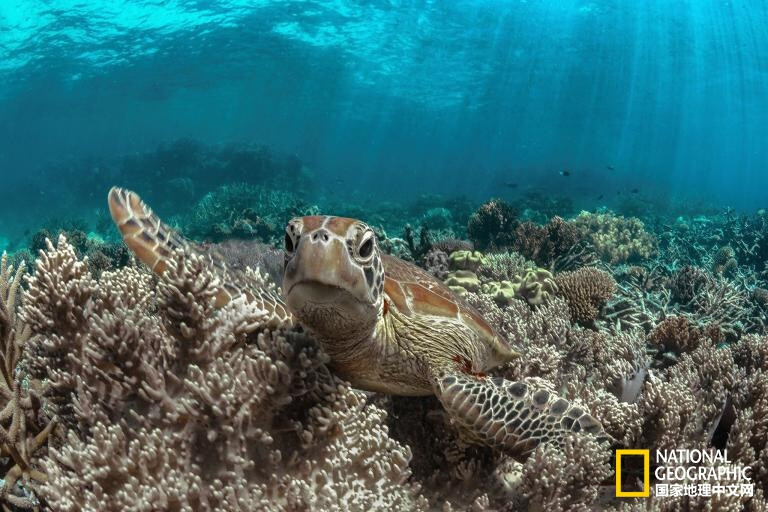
[283,233,371,307]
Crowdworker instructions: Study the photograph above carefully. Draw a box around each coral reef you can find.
[20,238,426,511]
[554,267,616,326]
[0,253,56,510]
[448,250,487,272]
[481,268,557,306]
[183,183,318,244]
[467,199,519,251]
[444,270,482,295]
[648,316,722,356]
[512,216,583,269]
[5,189,768,511]
[476,252,534,282]
[573,211,657,264]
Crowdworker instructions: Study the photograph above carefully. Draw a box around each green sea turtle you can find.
[107,186,610,458]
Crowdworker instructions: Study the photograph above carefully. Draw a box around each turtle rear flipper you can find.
[108,187,293,327]
[434,371,613,459]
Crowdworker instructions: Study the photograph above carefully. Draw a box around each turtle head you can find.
[282,216,384,341]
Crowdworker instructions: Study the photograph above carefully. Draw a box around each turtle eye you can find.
[358,233,374,259]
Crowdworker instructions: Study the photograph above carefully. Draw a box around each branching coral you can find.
[573,211,657,264]
[555,267,616,326]
[467,199,519,251]
[422,249,450,280]
[476,252,534,282]
[0,253,57,510]
[668,266,754,340]
[7,207,768,511]
[21,237,425,512]
[669,265,713,304]
[512,216,583,269]
[648,316,722,356]
[516,434,613,512]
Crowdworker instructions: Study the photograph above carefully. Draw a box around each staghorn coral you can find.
[22,237,426,512]
[430,238,473,255]
[184,183,318,244]
[669,265,713,304]
[0,253,57,510]
[668,266,754,340]
[573,211,657,264]
[554,267,616,326]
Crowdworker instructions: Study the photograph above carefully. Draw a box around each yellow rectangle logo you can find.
[616,449,650,497]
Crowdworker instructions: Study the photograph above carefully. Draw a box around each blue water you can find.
[1,0,767,244]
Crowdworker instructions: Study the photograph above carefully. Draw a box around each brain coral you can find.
[554,267,616,325]
[573,211,657,264]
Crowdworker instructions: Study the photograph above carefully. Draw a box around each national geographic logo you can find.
[615,449,650,497]
[615,449,753,498]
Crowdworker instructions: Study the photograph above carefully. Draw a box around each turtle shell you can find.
[381,254,517,365]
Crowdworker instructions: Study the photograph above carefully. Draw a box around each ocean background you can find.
[0,0,767,249]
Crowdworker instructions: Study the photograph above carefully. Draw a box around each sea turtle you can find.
[107,186,610,458]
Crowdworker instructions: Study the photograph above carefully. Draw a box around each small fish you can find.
[560,170,571,177]
[504,182,518,189]
[606,165,615,171]
[630,188,640,194]
[597,194,604,200]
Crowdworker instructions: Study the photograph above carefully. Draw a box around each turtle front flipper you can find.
[107,187,293,327]
[433,370,613,459]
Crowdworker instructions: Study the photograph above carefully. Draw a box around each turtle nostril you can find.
[311,230,330,243]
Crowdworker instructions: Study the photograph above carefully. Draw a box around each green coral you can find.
[481,268,557,306]
[572,211,657,264]
[444,270,481,293]
[448,250,487,271]
[481,280,518,304]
